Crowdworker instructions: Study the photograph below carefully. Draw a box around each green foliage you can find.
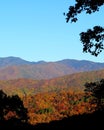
[81,96,90,102]
[36,108,53,114]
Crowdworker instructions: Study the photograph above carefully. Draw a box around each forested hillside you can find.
[0,68,104,96]
[0,57,104,80]
[0,67,104,126]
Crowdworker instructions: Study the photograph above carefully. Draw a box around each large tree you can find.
[0,90,28,122]
[84,79,104,110]
[64,0,104,111]
[64,0,104,56]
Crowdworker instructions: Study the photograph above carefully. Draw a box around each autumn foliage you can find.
[0,71,103,125]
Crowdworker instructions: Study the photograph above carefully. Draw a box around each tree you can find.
[0,90,28,122]
[84,79,104,110]
[64,0,104,56]
[7,95,28,122]
[0,90,7,120]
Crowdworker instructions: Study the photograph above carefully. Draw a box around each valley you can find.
[0,57,104,126]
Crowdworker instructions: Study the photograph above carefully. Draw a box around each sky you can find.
[0,0,104,63]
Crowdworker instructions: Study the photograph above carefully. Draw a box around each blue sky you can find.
[0,0,104,62]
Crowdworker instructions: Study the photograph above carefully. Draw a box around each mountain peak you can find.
[0,57,104,80]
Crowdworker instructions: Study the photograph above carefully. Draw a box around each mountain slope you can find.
[0,63,76,80]
[0,57,104,80]
[57,59,104,71]
[1,68,104,95]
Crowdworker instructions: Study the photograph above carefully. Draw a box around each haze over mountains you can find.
[0,56,104,80]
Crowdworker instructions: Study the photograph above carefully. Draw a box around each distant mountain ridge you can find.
[0,56,104,80]
[0,56,46,67]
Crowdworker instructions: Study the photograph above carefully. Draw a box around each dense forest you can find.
[0,68,104,96]
[0,78,104,129]
[0,69,104,128]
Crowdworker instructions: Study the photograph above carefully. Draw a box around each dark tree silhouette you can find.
[84,79,104,110]
[0,90,7,120]
[80,26,104,56]
[0,90,28,123]
[7,95,28,122]
[64,0,104,56]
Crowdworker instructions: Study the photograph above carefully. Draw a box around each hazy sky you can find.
[0,0,104,62]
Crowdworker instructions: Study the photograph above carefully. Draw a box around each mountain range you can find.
[1,68,104,96]
[0,56,104,80]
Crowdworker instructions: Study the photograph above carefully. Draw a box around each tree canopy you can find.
[64,0,104,56]
[84,79,104,110]
[0,90,28,122]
